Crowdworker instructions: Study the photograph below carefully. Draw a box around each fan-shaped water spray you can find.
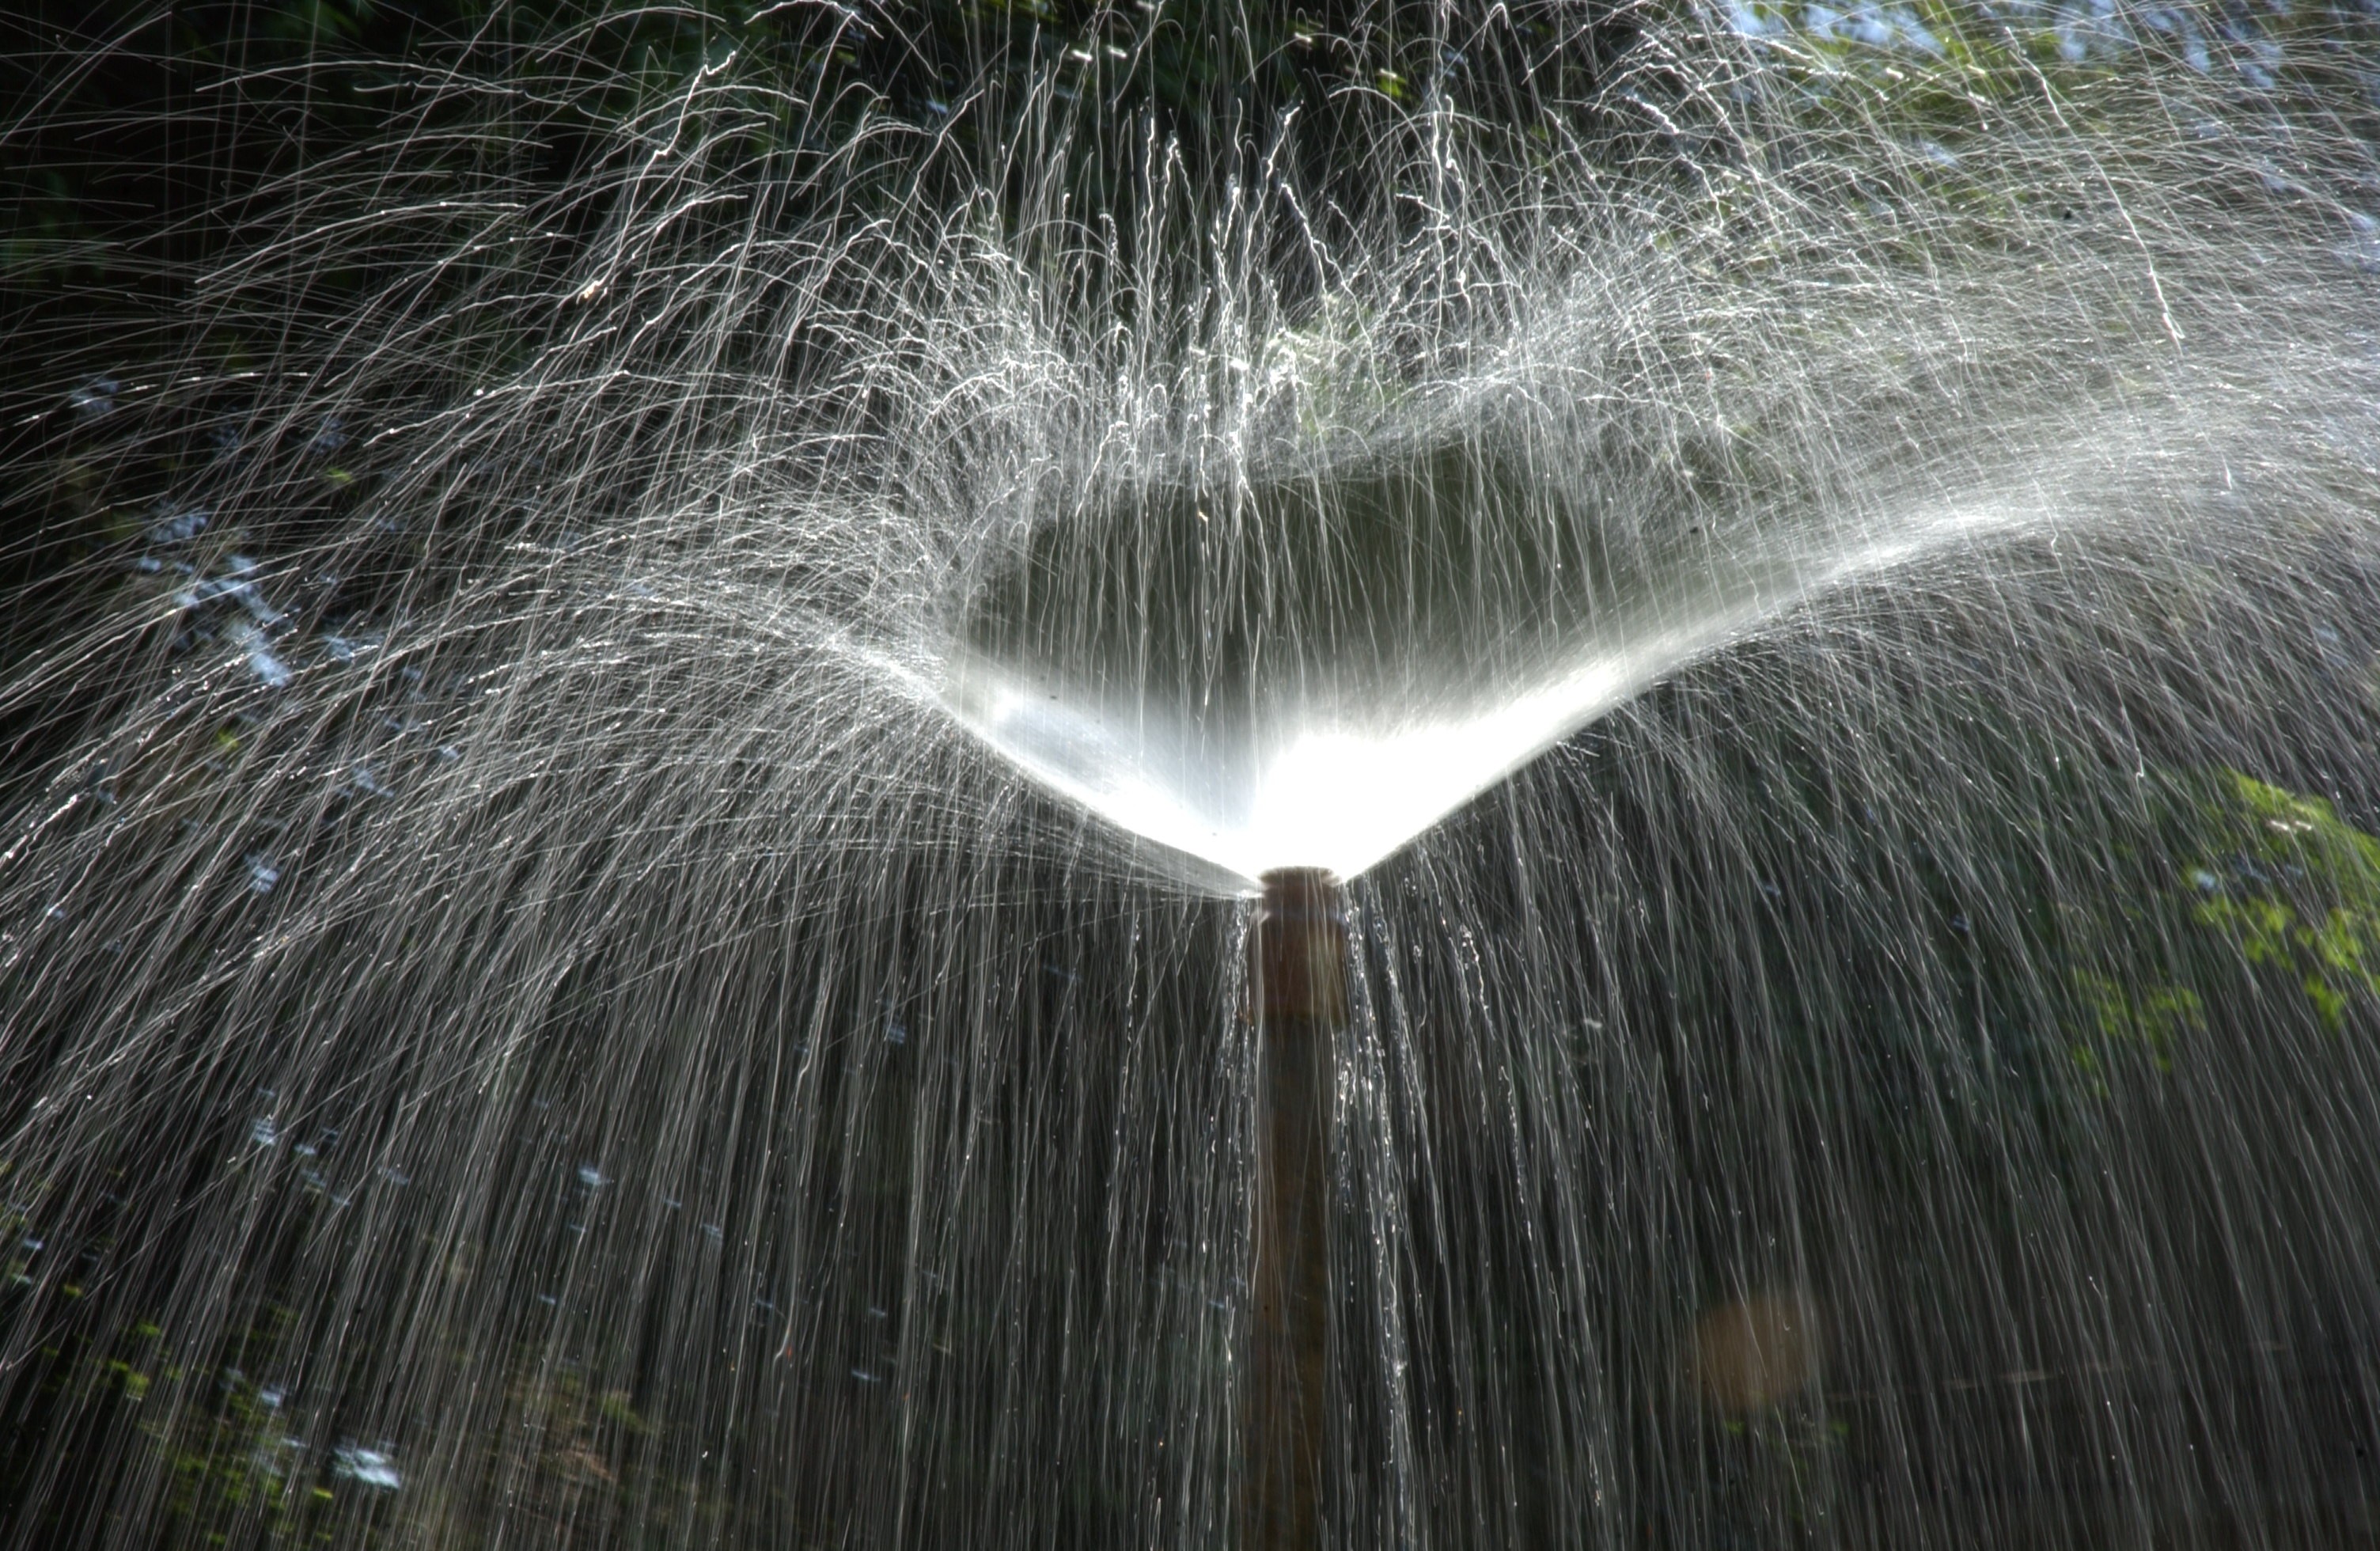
[938,434,2059,888]
[6,5,2380,1549]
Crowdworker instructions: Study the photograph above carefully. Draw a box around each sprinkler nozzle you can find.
[1249,867,1348,1024]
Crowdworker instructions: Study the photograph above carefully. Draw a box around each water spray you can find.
[7,5,2380,1546]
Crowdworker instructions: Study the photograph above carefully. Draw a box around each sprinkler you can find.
[1244,867,1350,1550]
[11,7,2380,1544]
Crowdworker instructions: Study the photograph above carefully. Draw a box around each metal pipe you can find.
[1244,867,1348,1551]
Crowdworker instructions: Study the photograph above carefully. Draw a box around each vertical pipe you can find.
[1245,867,1348,1551]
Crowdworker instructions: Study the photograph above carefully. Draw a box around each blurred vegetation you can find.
[0,0,1629,327]
[2182,772,2380,1030]
[2067,768,2380,1080]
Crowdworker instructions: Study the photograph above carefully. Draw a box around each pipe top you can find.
[1258,867,1344,916]
[1249,868,1350,1024]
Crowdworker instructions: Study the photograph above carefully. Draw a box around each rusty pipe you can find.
[1243,867,1349,1551]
